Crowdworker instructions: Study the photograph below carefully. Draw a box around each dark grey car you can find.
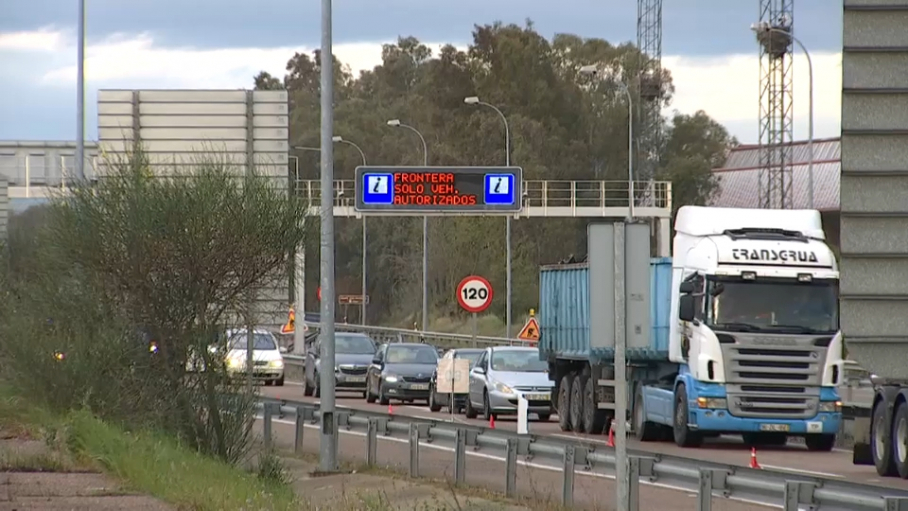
[304,332,377,398]
[365,343,439,405]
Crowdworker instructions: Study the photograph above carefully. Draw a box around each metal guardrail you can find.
[297,320,533,349]
[257,398,908,511]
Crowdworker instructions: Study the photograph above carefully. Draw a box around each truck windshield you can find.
[705,278,839,334]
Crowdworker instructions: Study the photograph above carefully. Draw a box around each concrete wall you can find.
[839,0,908,379]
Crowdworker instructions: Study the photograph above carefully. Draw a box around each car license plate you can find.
[526,393,551,401]
[759,423,790,432]
[409,383,429,390]
[346,376,365,383]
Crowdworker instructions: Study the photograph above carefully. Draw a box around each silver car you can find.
[464,346,554,421]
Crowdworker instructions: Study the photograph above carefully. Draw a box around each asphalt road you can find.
[260,381,908,492]
[255,401,771,511]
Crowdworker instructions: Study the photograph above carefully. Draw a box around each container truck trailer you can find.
[539,206,844,450]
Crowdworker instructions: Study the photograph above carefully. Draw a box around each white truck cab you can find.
[669,206,843,423]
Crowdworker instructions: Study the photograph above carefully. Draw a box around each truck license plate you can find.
[346,376,365,383]
[526,393,551,401]
[409,384,429,390]
[759,423,790,432]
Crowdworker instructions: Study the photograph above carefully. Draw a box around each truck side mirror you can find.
[679,295,696,322]
[679,281,696,294]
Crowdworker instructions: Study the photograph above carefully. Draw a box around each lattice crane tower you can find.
[636,0,664,198]
[754,1,795,209]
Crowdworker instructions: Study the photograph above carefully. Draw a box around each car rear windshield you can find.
[228,333,277,350]
[386,345,438,364]
[335,335,376,354]
[490,350,546,372]
[456,351,483,366]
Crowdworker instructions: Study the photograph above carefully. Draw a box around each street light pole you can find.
[75,0,86,181]
[751,23,815,209]
[333,136,368,324]
[386,119,430,331]
[464,97,513,338]
[578,64,634,511]
[318,0,338,473]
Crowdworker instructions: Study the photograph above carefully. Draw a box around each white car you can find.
[222,329,286,386]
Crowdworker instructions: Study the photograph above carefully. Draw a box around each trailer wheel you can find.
[672,383,702,448]
[570,373,587,433]
[583,375,608,434]
[634,385,659,442]
[892,401,908,478]
[873,400,897,477]
[558,373,573,432]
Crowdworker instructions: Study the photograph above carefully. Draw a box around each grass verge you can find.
[0,385,300,511]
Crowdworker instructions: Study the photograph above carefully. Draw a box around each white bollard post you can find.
[517,395,529,434]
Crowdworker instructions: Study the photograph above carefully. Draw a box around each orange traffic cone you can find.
[749,447,761,469]
[489,415,496,429]
[607,424,615,447]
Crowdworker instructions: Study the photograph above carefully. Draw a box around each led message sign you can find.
[354,166,523,214]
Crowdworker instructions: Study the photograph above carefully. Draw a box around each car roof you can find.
[454,348,484,353]
[490,346,537,352]
[226,328,273,336]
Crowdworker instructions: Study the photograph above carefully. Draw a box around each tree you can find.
[0,145,311,464]
[254,21,735,331]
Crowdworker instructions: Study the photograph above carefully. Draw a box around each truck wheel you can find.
[570,373,587,433]
[634,385,659,441]
[892,401,908,478]
[873,401,897,476]
[583,375,608,434]
[558,373,573,432]
[672,383,702,448]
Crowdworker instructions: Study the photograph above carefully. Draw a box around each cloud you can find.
[3,28,842,143]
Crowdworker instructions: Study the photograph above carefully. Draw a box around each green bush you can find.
[0,144,311,465]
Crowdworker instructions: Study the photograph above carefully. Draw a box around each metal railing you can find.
[294,320,532,349]
[257,398,908,511]
[292,179,674,213]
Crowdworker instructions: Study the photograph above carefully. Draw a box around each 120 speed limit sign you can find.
[456,275,493,313]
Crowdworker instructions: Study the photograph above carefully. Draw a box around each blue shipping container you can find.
[538,257,672,363]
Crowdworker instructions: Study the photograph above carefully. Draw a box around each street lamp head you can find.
[464,96,480,105]
[332,135,343,142]
[386,119,401,127]
[579,65,599,76]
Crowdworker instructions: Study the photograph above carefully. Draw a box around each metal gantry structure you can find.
[756,0,795,209]
[635,0,664,200]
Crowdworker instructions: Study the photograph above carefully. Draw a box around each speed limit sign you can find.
[456,275,493,313]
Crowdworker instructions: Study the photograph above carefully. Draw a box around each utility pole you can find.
[318,0,338,472]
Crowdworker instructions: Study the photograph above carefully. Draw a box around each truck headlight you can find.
[818,401,842,413]
[384,375,399,383]
[697,397,727,409]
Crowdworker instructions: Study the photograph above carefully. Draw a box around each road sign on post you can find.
[355,166,523,215]
[456,276,493,314]
[457,276,493,349]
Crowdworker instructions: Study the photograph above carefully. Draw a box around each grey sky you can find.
[1,0,843,142]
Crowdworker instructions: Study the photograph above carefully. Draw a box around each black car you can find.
[365,343,439,405]
[428,348,484,413]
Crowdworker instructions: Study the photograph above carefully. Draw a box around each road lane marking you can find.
[257,416,778,509]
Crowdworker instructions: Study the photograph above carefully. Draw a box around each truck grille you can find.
[720,335,826,419]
